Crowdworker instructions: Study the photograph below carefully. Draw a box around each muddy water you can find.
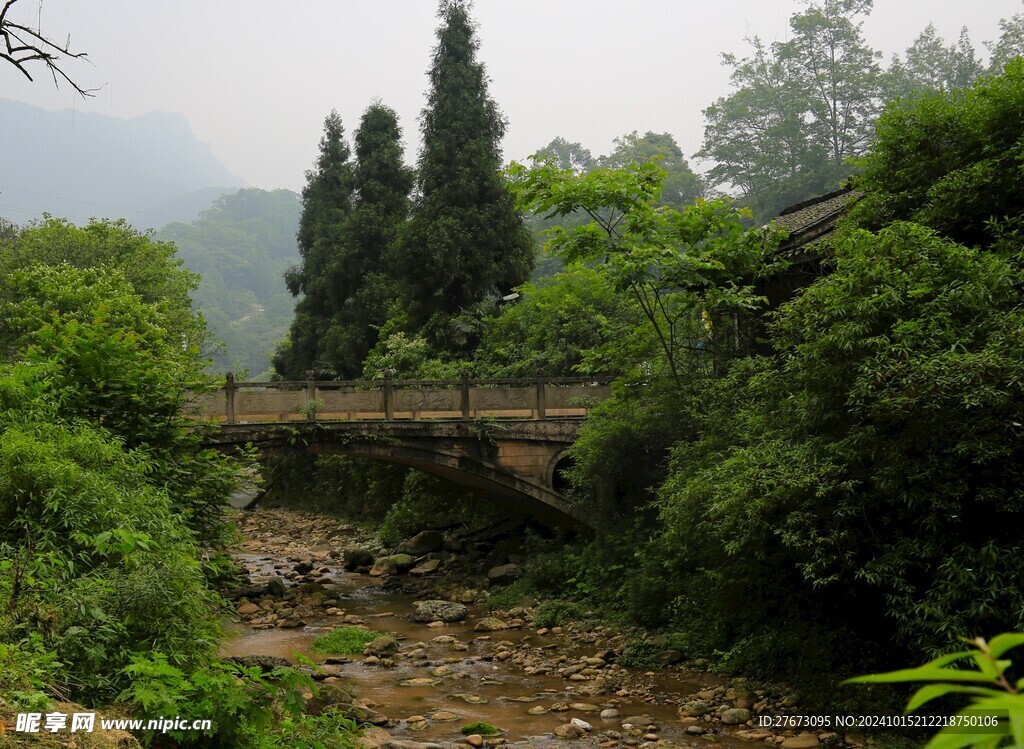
[222,554,746,746]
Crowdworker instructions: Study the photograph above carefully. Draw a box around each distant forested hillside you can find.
[157,189,301,377]
[0,98,243,228]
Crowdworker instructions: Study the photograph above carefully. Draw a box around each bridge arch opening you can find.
[547,451,576,495]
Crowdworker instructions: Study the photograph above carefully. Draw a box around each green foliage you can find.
[886,25,982,98]
[660,222,1024,657]
[600,131,705,209]
[275,110,356,379]
[461,722,501,736]
[483,579,536,612]
[377,471,496,547]
[510,158,781,389]
[0,634,62,710]
[157,188,302,377]
[309,627,378,655]
[700,0,883,218]
[853,59,1024,251]
[276,104,414,380]
[474,264,640,378]
[0,401,222,699]
[848,634,1024,749]
[116,652,345,748]
[397,0,533,353]
[617,641,663,670]
[533,601,588,629]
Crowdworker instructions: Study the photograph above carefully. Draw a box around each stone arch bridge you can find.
[189,375,612,529]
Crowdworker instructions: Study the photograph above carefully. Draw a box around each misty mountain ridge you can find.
[0,98,244,228]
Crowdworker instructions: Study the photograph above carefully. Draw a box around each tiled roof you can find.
[771,186,862,258]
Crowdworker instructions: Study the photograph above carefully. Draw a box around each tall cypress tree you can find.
[274,110,354,378]
[400,0,533,349]
[322,102,414,378]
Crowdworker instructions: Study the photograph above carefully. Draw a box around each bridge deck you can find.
[186,375,612,424]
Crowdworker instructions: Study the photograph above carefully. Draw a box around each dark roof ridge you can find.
[777,184,855,217]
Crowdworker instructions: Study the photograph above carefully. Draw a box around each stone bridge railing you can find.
[186,374,613,424]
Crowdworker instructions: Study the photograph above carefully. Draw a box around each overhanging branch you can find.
[1,0,96,96]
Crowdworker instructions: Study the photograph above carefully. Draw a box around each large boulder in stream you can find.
[371,554,416,576]
[364,635,400,657]
[398,530,443,555]
[411,600,468,623]
[344,547,375,571]
[486,563,522,584]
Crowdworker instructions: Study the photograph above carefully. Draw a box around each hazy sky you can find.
[3,0,1021,191]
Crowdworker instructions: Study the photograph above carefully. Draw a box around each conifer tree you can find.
[323,102,414,378]
[399,0,533,350]
[274,110,354,378]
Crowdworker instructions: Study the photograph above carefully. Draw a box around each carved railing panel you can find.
[186,375,613,424]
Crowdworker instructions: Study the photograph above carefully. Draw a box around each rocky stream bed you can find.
[221,509,863,749]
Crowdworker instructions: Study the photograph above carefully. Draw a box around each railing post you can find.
[306,370,316,422]
[225,372,236,424]
[384,370,394,421]
[460,371,471,419]
[535,370,546,420]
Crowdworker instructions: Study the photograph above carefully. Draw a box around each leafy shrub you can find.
[117,652,339,748]
[617,640,663,670]
[534,601,587,629]
[848,634,1024,749]
[309,627,379,655]
[484,579,536,612]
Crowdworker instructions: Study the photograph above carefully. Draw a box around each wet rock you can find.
[236,583,267,599]
[720,707,752,725]
[370,557,398,577]
[399,677,440,687]
[571,718,593,732]
[781,734,820,749]
[600,709,619,720]
[224,655,290,672]
[486,563,522,583]
[621,716,655,728]
[294,561,314,574]
[680,701,709,718]
[390,553,416,571]
[306,683,354,716]
[527,706,548,715]
[399,530,444,556]
[364,636,400,657]
[410,559,441,576]
[474,617,508,632]
[571,703,599,712]
[554,722,587,739]
[466,735,484,748]
[658,649,684,665]
[431,711,460,722]
[237,602,259,615]
[344,547,375,571]
[685,726,707,736]
[412,600,469,623]
[452,693,489,705]
[267,576,287,596]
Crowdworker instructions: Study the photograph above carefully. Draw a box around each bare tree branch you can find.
[0,0,96,96]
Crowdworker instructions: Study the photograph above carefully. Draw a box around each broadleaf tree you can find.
[699,0,883,219]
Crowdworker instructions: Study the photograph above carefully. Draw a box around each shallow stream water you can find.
[222,553,761,747]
